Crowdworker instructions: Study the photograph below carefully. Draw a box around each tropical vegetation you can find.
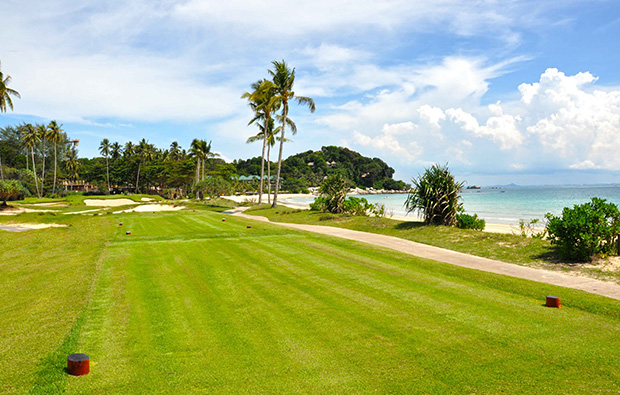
[405,163,464,225]
[545,197,620,261]
[0,61,20,113]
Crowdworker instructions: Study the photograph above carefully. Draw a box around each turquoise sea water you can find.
[281,185,620,225]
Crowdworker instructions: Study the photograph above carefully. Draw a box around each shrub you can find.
[342,196,373,216]
[318,174,350,214]
[405,163,464,225]
[456,213,486,231]
[310,196,326,211]
[0,179,22,203]
[545,197,620,262]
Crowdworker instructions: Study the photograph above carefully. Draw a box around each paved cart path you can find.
[226,208,620,301]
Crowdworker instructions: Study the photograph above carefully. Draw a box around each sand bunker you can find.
[0,207,56,215]
[114,204,185,213]
[141,197,155,202]
[0,223,68,232]
[84,198,138,207]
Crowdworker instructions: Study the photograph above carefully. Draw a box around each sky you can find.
[1,0,620,186]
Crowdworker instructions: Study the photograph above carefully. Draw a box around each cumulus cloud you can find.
[353,122,419,161]
[521,68,620,169]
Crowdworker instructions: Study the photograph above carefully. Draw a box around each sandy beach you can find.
[222,193,517,235]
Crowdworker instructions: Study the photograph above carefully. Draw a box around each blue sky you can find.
[1,0,620,185]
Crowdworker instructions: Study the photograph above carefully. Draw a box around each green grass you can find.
[2,207,620,393]
[245,206,620,283]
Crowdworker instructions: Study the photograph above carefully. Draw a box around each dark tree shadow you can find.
[394,221,425,230]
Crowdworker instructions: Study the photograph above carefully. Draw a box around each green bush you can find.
[0,179,23,203]
[545,198,620,262]
[342,196,373,216]
[456,213,486,231]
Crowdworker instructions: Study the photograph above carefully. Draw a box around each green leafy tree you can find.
[545,198,620,261]
[0,61,20,112]
[405,163,464,225]
[268,60,315,207]
[194,176,232,199]
[134,139,155,193]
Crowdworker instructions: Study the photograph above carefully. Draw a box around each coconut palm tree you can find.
[268,60,315,207]
[188,138,203,185]
[47,120,64,194]
[134,139,154,193]
[123,141,135,158]
[169,141,182,161]
[110,142,121,160]
[242,79,280,204]
[198,139,218,181]
[36,123,50,193]
[21,123,41,198]
[0,62,20,112]
[99,138,111,193]
[65,147,79,191]
[246,118,286,204]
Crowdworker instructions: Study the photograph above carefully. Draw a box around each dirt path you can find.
[227,208,620,301]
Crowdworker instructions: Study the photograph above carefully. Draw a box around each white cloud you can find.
[353,122,419,161]
[418,105,446,128]
[446,103,522,150]
[521,68,620,169]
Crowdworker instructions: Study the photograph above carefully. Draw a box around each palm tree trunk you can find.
[258,123,267,205]
[41,138,46,195]
[202,157,205,181]
[195,159,200,185]
[31,148,41,199]
[106,156,110,194]
[135,161,141,193]
[53,142,57,193]
[272,104,287,208]
[267,144,271,204]
[0,152,4,181]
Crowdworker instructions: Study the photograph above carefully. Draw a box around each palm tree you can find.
[246,118,284,204]
[123,141,135,158]
[110,142,121,160]
[0,62,20,112]
[36,123,49,194]
[198,139,218,181]
[188,138,203,185]
[47,120,64,193]
[21,123,41,198]
[268,60,315,207]
[242,79,280,204]
[65,147,79,190]
[169,141,182,161]
[134,139,154,193]
[99,138,111,193]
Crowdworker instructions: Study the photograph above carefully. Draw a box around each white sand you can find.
[114,204,185,213]
[84,198,138,207]
[141,197,155,201]
[0,223,68,232]
[63,208,105,215]
[0,207,56,215]
[222,193,315,204]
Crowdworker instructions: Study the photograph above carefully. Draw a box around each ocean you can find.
[281,185,620,225]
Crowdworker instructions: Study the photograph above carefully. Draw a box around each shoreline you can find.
[221,193,518,235]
